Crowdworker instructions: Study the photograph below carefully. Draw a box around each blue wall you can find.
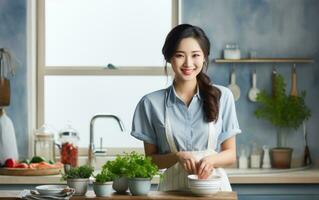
[182,0,319,164]
[1,0,318,164]
[0,0,28,159]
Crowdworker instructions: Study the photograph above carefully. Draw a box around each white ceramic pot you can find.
[112,177,128,193]
[67,178,89,196]
[128,178,151,196]
[93,181,113,197]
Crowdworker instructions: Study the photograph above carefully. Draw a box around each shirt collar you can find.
[166,84,201,107]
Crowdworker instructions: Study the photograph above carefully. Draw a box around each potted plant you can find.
[93,168,115,197]
[102,155,130,193]
[255,73,311,168]
[61,165,94,195]
[126,152,159,196]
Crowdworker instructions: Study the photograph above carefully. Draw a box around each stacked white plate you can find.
[187,174,221,196]
[35,185,68,195]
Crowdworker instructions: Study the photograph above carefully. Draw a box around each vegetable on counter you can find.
[30,156,47,163]
[1,156,62,169]
[4,159,16,168]
[14,163,29,168]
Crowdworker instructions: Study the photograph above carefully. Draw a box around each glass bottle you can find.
[59,123,79,167]
[34,124,55,162]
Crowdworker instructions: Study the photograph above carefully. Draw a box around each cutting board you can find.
[0,167,62,176]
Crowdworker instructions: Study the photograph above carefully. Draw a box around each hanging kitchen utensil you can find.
[0,48,16,78]
[0,48,19,164]
[290,64,298,97]
[248,69,260,102]
[228,67,241,101]
[0,78,10,107]
[271,67,277,98]
[0,48,16,108]
[302,122,312,166]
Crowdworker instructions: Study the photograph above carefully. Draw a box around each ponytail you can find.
[197,63,221,122]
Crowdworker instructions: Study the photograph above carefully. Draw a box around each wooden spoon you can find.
[290,64,298,97]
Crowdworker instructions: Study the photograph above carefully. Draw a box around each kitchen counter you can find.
[0,168,318,185]
[0,190,237,200]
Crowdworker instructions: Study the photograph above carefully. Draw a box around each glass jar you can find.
[34,124,55,162]
[224,43,241,59]
[59,124,79,167]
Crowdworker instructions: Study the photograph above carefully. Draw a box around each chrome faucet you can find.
[88,114,125,167]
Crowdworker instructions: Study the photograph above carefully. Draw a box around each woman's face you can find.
[170,37,205,83]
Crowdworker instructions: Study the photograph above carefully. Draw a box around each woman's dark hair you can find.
[162,24,221,122]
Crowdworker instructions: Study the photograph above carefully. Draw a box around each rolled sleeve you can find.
[217,88,242,147]
[130,97,157,145]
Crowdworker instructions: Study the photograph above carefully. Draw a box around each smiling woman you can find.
[131,24,241,192]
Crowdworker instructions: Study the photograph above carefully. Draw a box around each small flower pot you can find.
[93,181,113,197]
[128,178,151,196]
[271,147,293,169]
[67,178,89,196]
[112,176,128,193]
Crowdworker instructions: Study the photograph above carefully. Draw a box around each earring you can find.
[203,61,207,66]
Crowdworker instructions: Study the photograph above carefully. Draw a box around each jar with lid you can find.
[34,124,55,162]
[59,124,79,167]
[224,43,241,59]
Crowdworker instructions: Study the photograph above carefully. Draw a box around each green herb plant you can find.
[102,154,130,178]
[255,73,311,129]
[125,152,159,179]
[94,168,114,183]
[61,165,94,180]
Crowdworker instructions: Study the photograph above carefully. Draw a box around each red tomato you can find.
[4,159,16,168]
[15,163,29,168]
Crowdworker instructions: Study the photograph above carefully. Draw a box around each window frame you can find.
[33,0,180,156]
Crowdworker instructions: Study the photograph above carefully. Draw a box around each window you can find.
[37,0,179,153]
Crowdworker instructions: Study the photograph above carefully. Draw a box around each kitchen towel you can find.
[0,111,18,163]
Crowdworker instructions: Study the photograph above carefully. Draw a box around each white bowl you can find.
[35,185,68,195]
[187,174,221,194]
[188,184,220,189]
[188,174,221,181]
[188,181,221,187]
[189,186,220,196]
[188,174,221,185]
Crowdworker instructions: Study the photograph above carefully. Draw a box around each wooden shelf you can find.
[214,58,314,64]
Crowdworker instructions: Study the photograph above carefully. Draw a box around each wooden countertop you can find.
[0,190,237,200]
[0,168,318,185]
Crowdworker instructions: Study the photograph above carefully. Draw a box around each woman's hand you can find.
[176,151,198,174]
[197,155,215,179]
